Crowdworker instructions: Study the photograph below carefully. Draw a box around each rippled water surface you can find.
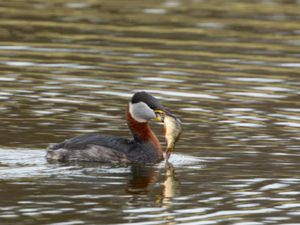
[1,0,300,224]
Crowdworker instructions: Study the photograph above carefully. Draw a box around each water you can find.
[0,0,300,224]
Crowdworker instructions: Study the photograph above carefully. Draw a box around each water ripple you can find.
[1,1,300,225]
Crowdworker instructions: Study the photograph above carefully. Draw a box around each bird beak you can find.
[153,109,165,122]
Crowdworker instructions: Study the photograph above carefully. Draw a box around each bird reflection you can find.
[126,162,179,202]
[126,164,160,194]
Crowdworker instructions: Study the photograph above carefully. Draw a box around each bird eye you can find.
[148,104,155,109]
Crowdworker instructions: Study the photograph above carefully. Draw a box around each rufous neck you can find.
[126,107,163,158]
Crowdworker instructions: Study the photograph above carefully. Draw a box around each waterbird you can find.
[46,91,178,164]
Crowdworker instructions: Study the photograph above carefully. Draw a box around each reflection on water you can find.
[1,0,300,224]
[0,148,186,224]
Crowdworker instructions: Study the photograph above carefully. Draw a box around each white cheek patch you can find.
[129,102,156,123]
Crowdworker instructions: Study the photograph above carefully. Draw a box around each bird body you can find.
[46,92,170,164]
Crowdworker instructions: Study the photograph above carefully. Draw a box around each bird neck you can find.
[126,107,163,160]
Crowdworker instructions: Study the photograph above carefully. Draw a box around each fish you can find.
[163,114,182,160]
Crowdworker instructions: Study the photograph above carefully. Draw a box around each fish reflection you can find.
[162,163,178,199]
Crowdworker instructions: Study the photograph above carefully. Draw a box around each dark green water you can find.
[0,0,300,224]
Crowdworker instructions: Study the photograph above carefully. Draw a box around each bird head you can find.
[129,91,170,123]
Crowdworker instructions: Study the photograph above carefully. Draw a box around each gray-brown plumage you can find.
[46,92,179,164]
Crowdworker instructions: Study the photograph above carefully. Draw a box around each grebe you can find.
[46,91,176,164]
